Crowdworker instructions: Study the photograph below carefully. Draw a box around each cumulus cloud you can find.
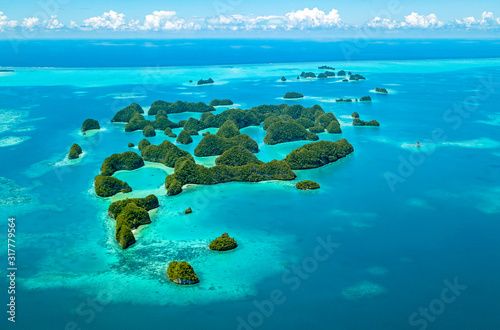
[21,17,40,30]
[453,11,500,28]
[285,8,343,29]
[82,10,126,30]
[45,15,63,29]
[368,17,399,29]
[402,12,443,28]
[0,11,17,31]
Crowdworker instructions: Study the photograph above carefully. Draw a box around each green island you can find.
[281,76,287,81]
[140,140,194,166]
[209,99,233,106]
[197,78,214,85]
[215,145,264,167]
[167,261,199,285]
[337,70,346,76]
[264,119,318,145]
[359,96,372,102]
[94,175,132,198]
[209,233,238,251]
[284,139,354,170]
[353,118,380,126]
[184,207,193,214]
[111,103,144,122]
[296,180,320,190]
[351,112,359,118]
[319,65,335,70]
[108,194,159,218]
[100,151,145,176]
[176,130,193,144]
[68,143,82,159]
[324,71,335,77]
[164,127,177,138]
[317,73,327,79]
[284,92,304,99]
[349,74,366,81]
[128,142,134,147]
[148,100,214,116]
[375,87,388,93]
[300,72,316,78]
[194,132,259,157]
[82,118,100,133]
[143,125,156,137]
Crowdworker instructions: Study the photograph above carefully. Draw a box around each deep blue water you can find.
[0,40,500,330]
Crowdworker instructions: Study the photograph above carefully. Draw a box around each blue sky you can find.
[1,0,500,38]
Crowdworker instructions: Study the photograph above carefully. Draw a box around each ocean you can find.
[0,39,499,330]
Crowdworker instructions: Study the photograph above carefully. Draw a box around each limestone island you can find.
[197,78,214,85]
[209,99,233,107]
[164,128,177,138]
[317,73,327,79]
[337,70,346,76]
[264,119,318,145]
[349,74,366,81]
[215,145,264,167]
[82,118,100,133]
[100,151,145,176]
[184,207,192,214]
[296,180,320,190]
[94,175,132,198]
[148,100,215,115]
[176,130,193,144]
[143,125,156,137]
[108,194,159,219]
[300,72,316,78]
[353,118,380,126]
[319,65,335,70]
[111,103,144,123]
[359,96,372,102]
[68,143,82,159]
[283,92,304,99]
[167,261,199,285]
[209,233,238,251]
[324,71,335,77]
[128,142,134,147]
[375,87,388,93]
[284,139,354,170]
[140,140,194,167]
[351,112,359,118]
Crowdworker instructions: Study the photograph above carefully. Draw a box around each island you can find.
[164,128,177,138]
[359,96,372,102]
[94,175,132,197]
[194,133,259,157]
[216,120,240,138]
[342,79,348,82]
[353,118,380,126]
[324,71,335,77]
[164,157,296,195]
[300,72,316,78]
[351,112,359,118]
[281,76,287,81]
[375,87,388,93]
[284,139,354,170]
[108,194,159,219]
[337,70,346,76]
[81,119,100,133]
[148,100,215,115]
[318,65,335,70]
[309,126,325,133]
[100,151,145,176]
[296,117,315,129]
[209,233,238,251]
[167,261,199,285]
[141,140,194,167]
[111,103,144,122]
[128,142,134,147]
[197,78,214,85]
[283,92,304,99]
[68,143,82,159]
[176,130,193,144]
[296,180,320,190]
[184,207,192,214]
[317,73,327,79]
[264,120,318,145]
[215,145,264,167]
[209,99,234,107]
[349,74,366,81]
[143,125,156,137]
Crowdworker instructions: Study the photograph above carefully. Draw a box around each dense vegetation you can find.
[337,70,346,76]
[164,157,296,195]
[309,126,325,133]
[317,73,327,79]
[100,151,145,176]
[209,233,238,251]
[264,120,318,145]
[353,119,380,126]
[296,180,320,190]
[176,130,193,144]
[351,112,359,118]
[300,72,316,78]
[359,96,372,102]
[284,139,354,170]
[216,120,240,138]
[167,261,199,284]
[209,99,233,106]
[68,143,82,159]
[319,65,334,70]
[284,92,304,99]
[108,194,159,219]
[82,118,100,132]
[143,125,156,137]
[141,140,194,167]
[198,78,214,85]
[128,142,134,147]
[324,71,335,77]
[111,103,144,122]
[376,87,388,93]
[94,175,132,197]
[147,100,215,115]
[215,146,264,167]
[349,74,366,81]
[194,134,259,157]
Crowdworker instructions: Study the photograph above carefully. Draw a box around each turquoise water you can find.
[1,58,500,329]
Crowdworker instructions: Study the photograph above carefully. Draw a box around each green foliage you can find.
[202,108,261,129]
[351,112,359,118]
[111,103,144,122]
[353,118,380,126]
[365,120,380,126]
[337,70,346,76]
[215,146,264,167]
[376,87,388,93]
[216,120,240,138]
[155,110,168,119]
[115,221,135,249]
[143,125,156,137]
[100,151,145,176]
[194,134,259,157]
[296,180,320,190]
[183,117,205,132]
[324,71,335,77]
[209,99,233,106]
[359,96,372,101]
[165,158,296,195]
[281,76,287,81]
[138,139,151,152]
[197,78,214,85]
[115,202,151,229]
[141,140,194,167]
[350,74,366,81]
[149,100,214,115]
[176,130,193,144]
[82,118,100,132]
[153,116,179,130]
[209,233,238,251]
[300,72,316,78]
[284,139,354,170]
[283,92,304,99]
[326,120,342,133]
[167,261,199,284]
[68,143,82,159]
[319,65,334,70]
[108,194,159,219]
[309,126,325,133]
[128,142,134,147]
[125,113,151,132]
[317,73,327,79]
[315,113,337,128]
[295,117,315,129]
[264,120,318,145]
[148,100,171,115]
[94,175,132,197]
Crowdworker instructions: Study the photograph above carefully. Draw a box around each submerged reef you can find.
[284,92,304,99]
[94,175,132,197]
[284,139,354,170]
[296,180,320,190]
[167,261,199,285]
[209,233,238,251]
[82,119,100,133]
[68,143,82,159]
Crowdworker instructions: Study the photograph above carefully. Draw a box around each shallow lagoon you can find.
[1,57,500,329]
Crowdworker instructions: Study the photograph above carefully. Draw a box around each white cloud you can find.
[285,8,343,29]
[480,11,500,26]
[0,11,17,31]
[454,16,476,28]
[83,10,126,30]
[368,17,399,29]
[402,12,443,28]
[45,15,63,29]
[21,17,40,30]
[453,11,500,28]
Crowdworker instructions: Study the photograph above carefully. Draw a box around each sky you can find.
[1,0,500,38]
